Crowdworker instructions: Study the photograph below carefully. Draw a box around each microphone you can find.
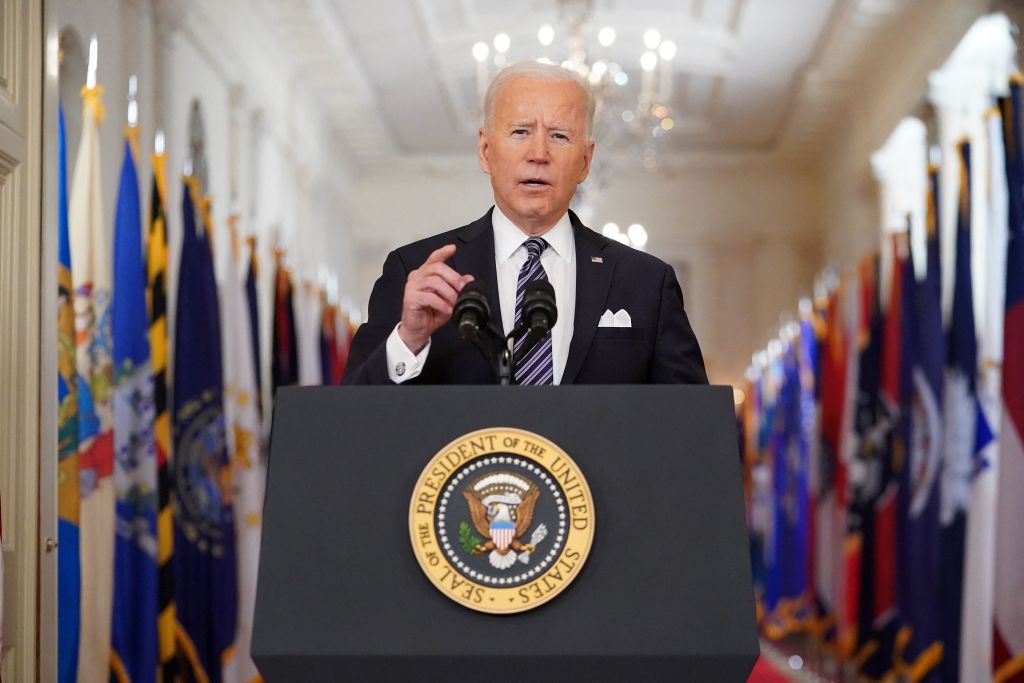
[452,281,491,342]
[515,280,557,361]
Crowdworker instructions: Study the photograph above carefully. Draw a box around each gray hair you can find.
[483,61,596,141]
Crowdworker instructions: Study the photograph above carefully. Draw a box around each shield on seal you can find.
[490,520,515,550]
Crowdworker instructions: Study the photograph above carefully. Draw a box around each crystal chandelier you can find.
[471,0,677,227]
[471,0,678,169]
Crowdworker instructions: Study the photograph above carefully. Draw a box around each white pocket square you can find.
[598,309,632,327]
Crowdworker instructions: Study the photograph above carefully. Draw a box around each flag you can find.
[811,285,849,650]
[296,280,323,386]
[244,235,262,417]
[56,99,82,683]
[940,139,993,683]
[110,128,158,683]
[68,82,116,683]
[848,256,887,670]
[271,250,298,391]
[173,177,237,683]
[896,166,945,682]
[778,328,813,635]
[320,298,339,385]
[332,308,352,384]
[860,233,907,680]
[993,76,1024,683]
[147,143,176,683]
[221,217,266,683]
[961,104,1009,683]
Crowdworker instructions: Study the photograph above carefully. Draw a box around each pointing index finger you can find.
[424,244,457,266]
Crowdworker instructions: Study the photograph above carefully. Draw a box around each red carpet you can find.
[747,655,792,682]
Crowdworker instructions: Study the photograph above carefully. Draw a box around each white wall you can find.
[350,160,820,387]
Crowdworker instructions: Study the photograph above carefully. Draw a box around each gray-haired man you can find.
[343,61,707,386]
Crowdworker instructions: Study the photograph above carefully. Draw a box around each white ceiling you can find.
[254,0,920,168]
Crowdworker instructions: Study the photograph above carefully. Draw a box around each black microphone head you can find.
[523,279,557,332]
[453,280,490,340]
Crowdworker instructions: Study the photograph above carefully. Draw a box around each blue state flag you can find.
[897,168,945,682]
[172,177,237,683]
[56,99,82,683]
[111,132,159,683]
[939,140,993,682]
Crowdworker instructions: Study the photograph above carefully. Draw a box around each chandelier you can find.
[470,0,677,236]
[471,0,678,169]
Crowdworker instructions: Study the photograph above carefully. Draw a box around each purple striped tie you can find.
[513,237,554,385]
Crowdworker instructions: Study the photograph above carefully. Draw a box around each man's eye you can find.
[512,129,528,136]
[552,133,569,141]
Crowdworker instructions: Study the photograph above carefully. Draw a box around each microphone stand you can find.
[497,334,513,386]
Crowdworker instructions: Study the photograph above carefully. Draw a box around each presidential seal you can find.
[409,428,595,614]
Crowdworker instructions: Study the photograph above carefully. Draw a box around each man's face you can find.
[478,77,595,235]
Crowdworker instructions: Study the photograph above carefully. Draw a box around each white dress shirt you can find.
[386,206,576,384]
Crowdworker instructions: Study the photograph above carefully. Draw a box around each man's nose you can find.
[527,134,550,163]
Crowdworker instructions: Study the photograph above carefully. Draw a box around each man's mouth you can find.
[520,178,551,187]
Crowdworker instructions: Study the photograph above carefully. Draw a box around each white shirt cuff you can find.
[385,323,430,383]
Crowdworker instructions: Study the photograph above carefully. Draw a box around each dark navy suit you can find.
[342,208,707,385]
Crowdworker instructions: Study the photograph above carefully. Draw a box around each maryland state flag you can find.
[56,99,81,683]
[69,81,116,683]
[993,76,1024,683]
[147,141,176,683]
[173,177,237,683]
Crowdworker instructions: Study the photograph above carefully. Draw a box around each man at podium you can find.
[342,61,707,386]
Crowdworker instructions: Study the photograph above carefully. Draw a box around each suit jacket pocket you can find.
[593,327,646,341]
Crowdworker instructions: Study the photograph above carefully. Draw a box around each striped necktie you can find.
[513,237,554,385]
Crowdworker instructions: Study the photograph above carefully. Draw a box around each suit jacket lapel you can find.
[452,208,504,335]
[562,211,613,384]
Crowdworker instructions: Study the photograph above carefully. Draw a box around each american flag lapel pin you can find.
[591,256,604,263]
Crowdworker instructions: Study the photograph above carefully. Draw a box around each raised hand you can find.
[398,244,474,353]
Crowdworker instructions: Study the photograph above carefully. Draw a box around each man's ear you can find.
[478,127,492,175]
[578,139,596,183]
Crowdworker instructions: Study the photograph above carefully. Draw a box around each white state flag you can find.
[69,84,116,683]
[296,280,323,386]
[221,221,267,683]
[960,106,1007,683]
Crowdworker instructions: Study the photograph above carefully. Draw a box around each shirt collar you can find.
[492,205,574,264]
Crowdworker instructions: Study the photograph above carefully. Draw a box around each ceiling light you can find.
[598,26,616,47]
[472,42,489,62]
[658,40,677,61]
[538,24,554,46]
[601,222,620,237]
[494,33,511,54]
[643,29,661,49]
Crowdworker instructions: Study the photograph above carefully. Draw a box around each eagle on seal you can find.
[463,472,548,570]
